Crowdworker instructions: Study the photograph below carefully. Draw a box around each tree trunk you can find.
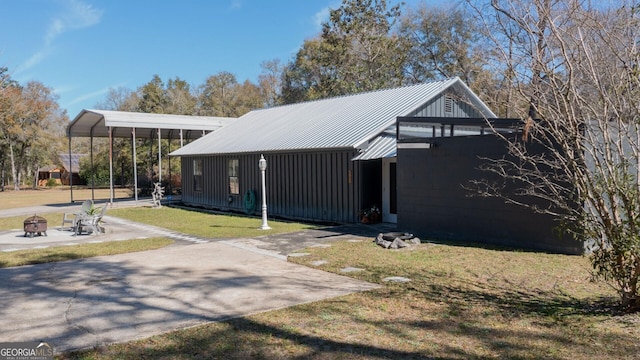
[1,158,4,191]
[9,143,18,191]
[32,162,39,189]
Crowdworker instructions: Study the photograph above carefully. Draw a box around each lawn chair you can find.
[61,199,93,230]
[74,204,107,235]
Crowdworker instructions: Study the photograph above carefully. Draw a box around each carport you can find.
[66,109,234,204]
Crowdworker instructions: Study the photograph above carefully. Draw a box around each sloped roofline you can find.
[67,109,235,139]
[351,77,496,150]
[170,77,496,156]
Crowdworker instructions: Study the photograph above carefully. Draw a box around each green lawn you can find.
[0,238,174,268]
[0,187,131,210]
[1,190,636,359]
[60,238,639,360]
[108,206,318,238]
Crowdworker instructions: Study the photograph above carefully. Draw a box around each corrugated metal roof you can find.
[59,153,87,173]
[171,77,496,156]
[67,109,234,139]
[352,132,397,160]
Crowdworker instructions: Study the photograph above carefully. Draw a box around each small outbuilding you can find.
[58,153,87,186]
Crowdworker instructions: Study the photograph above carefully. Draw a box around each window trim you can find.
[228,158,239,195]
[193,159,203,192]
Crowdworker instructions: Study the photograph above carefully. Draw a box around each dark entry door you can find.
[390,162,397,214]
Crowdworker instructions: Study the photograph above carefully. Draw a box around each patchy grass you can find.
[6,189,634,358]
[108,206,318,238]
[0,213,67,231]
[59,240,640,359]
[0,237,173,268]
[0,187,131,210]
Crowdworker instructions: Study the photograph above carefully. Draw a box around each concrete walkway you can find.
[0,203,388,354]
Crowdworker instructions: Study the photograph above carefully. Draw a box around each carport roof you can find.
[67,109,235,139]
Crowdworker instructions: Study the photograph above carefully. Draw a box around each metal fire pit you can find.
[24,215,48,238]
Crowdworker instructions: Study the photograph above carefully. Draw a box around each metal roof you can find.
[171,78,496,156]
[59,153,87,173]
[352,131,397,160]
[67,109,235,139]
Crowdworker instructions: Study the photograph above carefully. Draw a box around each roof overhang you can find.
[352,132,396,160]
[67,109,235,139]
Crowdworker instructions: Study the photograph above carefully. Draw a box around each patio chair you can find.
[61,199,93,230]
[74,204,107,235]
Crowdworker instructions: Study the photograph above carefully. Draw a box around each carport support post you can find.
[90,133,95,201]
[168,131,173,195]
[68,134,74,203]
[108,126,114,205]
[157,128,162,183]
[132,128,138,202]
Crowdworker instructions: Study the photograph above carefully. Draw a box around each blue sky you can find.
[1,0,418,119]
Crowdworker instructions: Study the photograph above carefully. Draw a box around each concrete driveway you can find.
[0,240,379,353]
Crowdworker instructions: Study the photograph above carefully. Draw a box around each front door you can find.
[382,157,397,223]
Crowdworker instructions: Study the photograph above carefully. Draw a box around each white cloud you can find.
[313,6,330,31]
[230,0,242,10]
[66,85,113,106]
[312,1,341,31]
[46,0,103,44]
[15,50,49,75]
[17,0,103,75]
[45,18,65,45]
[53,84,75,95]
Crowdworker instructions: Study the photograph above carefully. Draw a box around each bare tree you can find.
[258,59,284,108]
[94,86,139,112]
[468,0,640,311]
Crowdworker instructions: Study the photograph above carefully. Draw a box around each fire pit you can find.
[24,215,48,238]
[374,232,420,249]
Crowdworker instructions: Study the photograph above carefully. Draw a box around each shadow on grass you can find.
[62,284,638,360]
[208,224,259,229]
[25,253,83,265]
[83,316,438,360]
[403,275,623,318]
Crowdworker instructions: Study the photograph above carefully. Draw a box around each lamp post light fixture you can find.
[258,154,271,230]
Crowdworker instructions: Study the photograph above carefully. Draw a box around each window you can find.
[228,159,239,195]
[193,159,203,191]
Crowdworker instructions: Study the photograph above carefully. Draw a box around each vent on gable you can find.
[444,95,454,115]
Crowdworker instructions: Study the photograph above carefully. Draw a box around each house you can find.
[37,165,61,186]
[171,77,495,224]
[58,153,87,186]
[171,78,582,254]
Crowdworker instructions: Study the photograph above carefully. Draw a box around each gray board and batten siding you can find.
[395,117,582,255]
[181,150,368,223]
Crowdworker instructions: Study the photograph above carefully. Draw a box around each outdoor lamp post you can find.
[258,154,271,230]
